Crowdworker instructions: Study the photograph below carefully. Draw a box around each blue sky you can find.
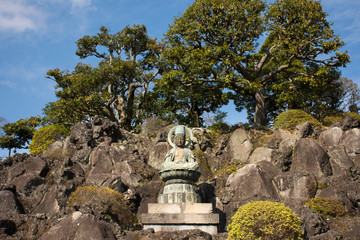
[0,0,360,158]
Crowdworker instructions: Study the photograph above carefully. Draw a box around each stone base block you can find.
[148,203,212,214]
[143,224,218,234]
[141,203,219,234]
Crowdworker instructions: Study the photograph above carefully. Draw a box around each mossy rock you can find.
[273,109,322,131]
[305,197,346,218]
[228,201,303,240]
[68,186,136,227]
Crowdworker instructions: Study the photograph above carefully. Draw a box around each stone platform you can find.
[141,203,219,234]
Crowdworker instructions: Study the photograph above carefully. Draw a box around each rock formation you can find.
[0,116,359,239]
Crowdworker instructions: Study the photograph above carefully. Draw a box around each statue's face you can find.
[174,134,185,147]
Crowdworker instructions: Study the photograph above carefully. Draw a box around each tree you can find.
[166,0,350,126]
[44,25,161,131]
[0,117,40,157]
[153,31,230,127]
[338,77,360,113]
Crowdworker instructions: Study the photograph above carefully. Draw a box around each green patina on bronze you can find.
[158,125,201,203]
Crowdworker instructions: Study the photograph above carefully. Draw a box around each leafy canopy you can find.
[44,25,161,131]
[165,0,350,126]
[0,117,41,157]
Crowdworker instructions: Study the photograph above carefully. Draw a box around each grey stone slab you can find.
[147,203,212,214]
[143,224,218,235]
[141,213,219,224]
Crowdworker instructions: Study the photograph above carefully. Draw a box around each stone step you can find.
[141,213,219,224]
[147,203,213,214]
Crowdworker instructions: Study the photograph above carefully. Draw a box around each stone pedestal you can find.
[142,203,219,234]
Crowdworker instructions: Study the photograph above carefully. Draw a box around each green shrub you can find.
[273,109,322,131]
[228,201,302,240]
[322,115,344,126]
[305,197,346,218]
[68,186,136,227]
[345,112,360,121]
[29,124,70,154]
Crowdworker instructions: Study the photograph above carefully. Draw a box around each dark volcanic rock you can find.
[124,229,213,240]
[221,164,280,223]
[340,128,360,159]
[0,190,23,215]
[38,212,116,240]
[295,206,329,239]
[1,117,359,239]
[339,115,360,131]
[291,138,332,179]
[273,171,317,207]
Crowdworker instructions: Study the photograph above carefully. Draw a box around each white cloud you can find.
[71,0,91,9]
[0,80,17,89]
[0,0,46,32]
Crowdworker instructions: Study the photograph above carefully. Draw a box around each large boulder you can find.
[273,171,317,206]
[38,212,116,240]
[319,127,343,146]
[248,147,274,164]
[339,115,360,131]
[271,138,297,172]
[339,128,360,159]
[32,186,60,214]
[294,206,329,238]
[221,164,280,223]
[327,145,354,177]
[0,189,23,215]
[291,138,332,179]
[225,129,253,163]
[6,157,49,213]
[147,142,168,170]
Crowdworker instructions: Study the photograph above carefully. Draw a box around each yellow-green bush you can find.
[67,186,136,227]
[322,115,344,126]
[227,201,302,240]
[345,112,360,121]
[273,109,322,131]
[305,197,346,218]
[30,124,70,154]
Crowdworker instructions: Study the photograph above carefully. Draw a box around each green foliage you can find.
[166,0,349,126]
[29,124,70,155]
[228,201,302,240]
[0,117,41,157]
[208,111,231,134]
[44,25,161,131]
[306,197,346,218]
[68,186,136,227]
[273,109,322,131]
[322,115,344,126]
[345,112,360,120]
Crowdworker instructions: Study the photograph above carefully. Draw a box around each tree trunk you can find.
[254,90,267,127]
[123,83,142,131]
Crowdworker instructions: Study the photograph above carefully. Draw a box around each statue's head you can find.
[174,125,186,147]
